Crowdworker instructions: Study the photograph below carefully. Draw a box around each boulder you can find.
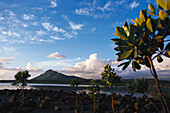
[40,100,50,109]
[24,99,37,108]
[21,107,33,112]
[54,106,61,111]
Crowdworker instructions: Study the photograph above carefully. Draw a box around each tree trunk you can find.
[147,56,170,113]
[76,94,77,108]
[111,87,115,113]
[94,97,96,112]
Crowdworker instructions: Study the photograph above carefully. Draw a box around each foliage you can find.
[88,80,100,112]
[110,0,170,112]
[111,1,170,71]
[11,70,31,108]
[101,64,122,89]
[127,78,149,95]
[101,64,121,113]
[12,70,31,89]
[88,80,100,100]
[70,79,80,87]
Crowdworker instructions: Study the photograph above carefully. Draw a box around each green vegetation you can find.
[101,64,121,113]
[88,80,100,113]
[127,78,149,96]
[12,70,31,108]
[69,79,80,111]
[111,0,170,112]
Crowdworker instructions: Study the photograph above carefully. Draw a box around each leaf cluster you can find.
[12,70,31,88]
[88,80,100,99]
[70,79,80,87]
[101,64,122,89]
[127,78,149,95]
[111,0,170,71]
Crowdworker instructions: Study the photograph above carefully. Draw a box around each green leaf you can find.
[114,27,127,40]
[157,56,163,63]
[118,49,133,61]
[156,0,167,10]
[140,10,146,22]
[132,61,136,72]
[146,18,153,33]
[147,11,155,16]
[122,26,130,36]
[124,21,128,28]
[134,61,141,70]
[122,61,131,70]
[165,43,170,50]
[148,3,155,13]
[134,46,138,59]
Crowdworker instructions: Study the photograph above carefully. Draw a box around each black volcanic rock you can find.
[31,69,88,82]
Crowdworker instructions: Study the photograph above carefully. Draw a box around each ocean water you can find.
[0,83,151,97]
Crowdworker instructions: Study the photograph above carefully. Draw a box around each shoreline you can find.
[0,89,166,113]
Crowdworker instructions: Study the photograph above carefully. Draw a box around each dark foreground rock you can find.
[0,89,166,113]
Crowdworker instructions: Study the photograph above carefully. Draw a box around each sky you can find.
[0,0,170,80]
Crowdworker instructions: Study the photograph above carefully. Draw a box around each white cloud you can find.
[42,22,53,31]
[114,0,127,5]
[36,30,48,35]
[129,0,139,9]
[0,17,4,20]
[75,8,90,15]
[62,53,119,79]
[50,0,57,8]
[3,46,15,52]
[0,57,15,62]
[1,30,20,37]
[0,63,44,80]
[23,14,35,20]
[50,36,65,40]
[75,0,114,19]
[22,23,28,28]
[5,10,15,16]
[69,22,84,30]
[53,26,66,33]
[48,52,66,59]
[97,1,113,12]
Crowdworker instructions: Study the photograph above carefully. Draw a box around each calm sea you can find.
[0,83,151,97]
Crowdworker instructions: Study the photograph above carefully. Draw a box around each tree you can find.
[127,78,160,113]
[110,0,170,112]
[88,80,100,113]
[127,78,149,96]
[12,70,31,108]
[100,64,121,113]
[69,79,80,111]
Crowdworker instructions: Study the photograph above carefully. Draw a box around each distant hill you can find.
[31,69,89,83]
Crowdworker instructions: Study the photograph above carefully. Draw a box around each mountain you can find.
[31,69,89,83]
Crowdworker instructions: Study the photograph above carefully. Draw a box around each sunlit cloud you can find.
[48,52,66,59]
[62,53,119,79]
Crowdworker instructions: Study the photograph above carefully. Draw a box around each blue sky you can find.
[0,0,170,80]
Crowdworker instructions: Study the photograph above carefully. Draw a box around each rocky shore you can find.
[0,89,166,113]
